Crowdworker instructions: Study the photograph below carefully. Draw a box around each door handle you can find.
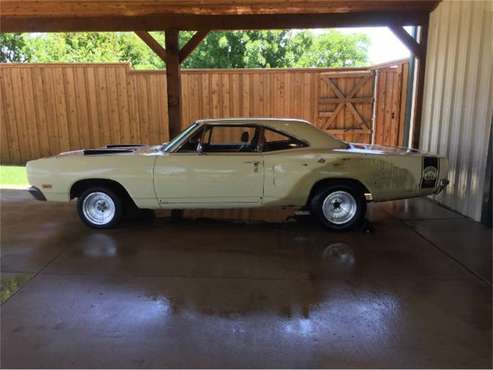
[244,160,260,172]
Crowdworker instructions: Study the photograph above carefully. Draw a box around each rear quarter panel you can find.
[262,148,441,206]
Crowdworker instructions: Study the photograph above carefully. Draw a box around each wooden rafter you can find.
[1,0,438,33]
[0,1,441,18]
[135,31,167,63]
[135,30,209,64]
[1,12,433,32]
[179,30,209,63]
[389,26,424,59]
[134,29,210,137]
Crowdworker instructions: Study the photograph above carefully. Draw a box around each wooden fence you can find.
[0,61,408,164]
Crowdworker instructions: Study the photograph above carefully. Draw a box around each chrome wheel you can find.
[82,192,116,226]
[322,191,357,225]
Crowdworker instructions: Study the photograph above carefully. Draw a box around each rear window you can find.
[262,128,307,152]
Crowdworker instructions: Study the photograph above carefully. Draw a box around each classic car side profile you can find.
[27,118,449,230]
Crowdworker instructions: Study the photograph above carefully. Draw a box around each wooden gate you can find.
[373,62,409,147]
[316,70,375,143]
[315,70,375,143]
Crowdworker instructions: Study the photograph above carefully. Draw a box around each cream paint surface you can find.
[26,119,448,209]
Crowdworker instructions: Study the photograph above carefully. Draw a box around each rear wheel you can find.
[77,187,123,229]
[310,184,366,231]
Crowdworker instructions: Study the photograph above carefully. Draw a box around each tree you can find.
[180,30,309,68]
[24,30,370,69]
[295,31,369,67]
[0,33,31,62]
[28,33,123,63]
[118,32,165,69]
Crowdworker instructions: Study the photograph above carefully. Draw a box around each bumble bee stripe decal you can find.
[421,157,439,188]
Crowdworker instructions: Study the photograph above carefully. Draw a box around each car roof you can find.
[196,118,310,126]
[195,118,347,149]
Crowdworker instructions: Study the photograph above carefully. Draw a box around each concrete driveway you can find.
[1,189,491,368]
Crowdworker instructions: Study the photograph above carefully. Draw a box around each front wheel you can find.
[77,187,124,229]
[310,184,366,231]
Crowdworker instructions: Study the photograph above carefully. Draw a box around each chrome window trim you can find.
[168,121,310,154]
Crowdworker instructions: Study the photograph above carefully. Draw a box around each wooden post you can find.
[411,20,428,149]
[165,28,182,139]
[136,29,208,140]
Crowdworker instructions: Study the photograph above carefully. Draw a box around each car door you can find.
[261,127,314,206]
[154,124,264,207]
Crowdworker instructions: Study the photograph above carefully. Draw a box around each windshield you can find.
[162,122,199,152]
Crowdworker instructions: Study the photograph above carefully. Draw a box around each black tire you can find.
[310,183,366,231]
[77,187,124,229]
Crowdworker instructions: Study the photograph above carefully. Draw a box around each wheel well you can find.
[306,178,370,206]
[70,179,136,207]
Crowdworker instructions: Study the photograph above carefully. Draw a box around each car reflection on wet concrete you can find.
[0,189,491,368]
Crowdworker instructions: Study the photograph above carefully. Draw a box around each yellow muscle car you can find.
[26,118,449,230]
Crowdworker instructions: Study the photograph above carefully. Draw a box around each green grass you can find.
[0,166,28,186]
[0,273,33,303]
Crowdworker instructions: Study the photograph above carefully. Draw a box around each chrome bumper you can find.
[28,186,46,201]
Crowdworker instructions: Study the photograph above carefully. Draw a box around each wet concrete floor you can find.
[1,189,491,368]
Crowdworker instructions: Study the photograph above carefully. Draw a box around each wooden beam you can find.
[411,21,429,149]
[389,26,423,59]
[179,30,209,63]
[1,12,430,32]
[165,29,182,139]
[135,31,167,63]
[0,1,442,18]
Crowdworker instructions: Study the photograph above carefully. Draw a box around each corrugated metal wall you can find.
[420,0,493,222]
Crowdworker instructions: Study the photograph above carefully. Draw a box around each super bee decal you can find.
[421,157,439,188]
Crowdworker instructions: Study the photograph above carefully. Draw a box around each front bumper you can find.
[28,186,46,201]
[434,178,450,194]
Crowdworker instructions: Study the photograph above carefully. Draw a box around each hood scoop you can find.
[105,144,145,149]
[83,148,134,155]
[83,144,145,155]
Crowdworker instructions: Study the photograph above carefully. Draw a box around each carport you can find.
[1,0,492,368]
[1,0,434,145]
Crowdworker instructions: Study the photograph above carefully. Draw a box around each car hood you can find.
[55,144,164,158]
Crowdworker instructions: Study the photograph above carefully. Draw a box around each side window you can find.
[262,128,307,152]
[202,126,259,153]
[177,126,206,153]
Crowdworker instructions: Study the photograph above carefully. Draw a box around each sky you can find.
[319,27,412,64]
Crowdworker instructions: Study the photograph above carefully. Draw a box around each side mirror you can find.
[196,138,205,155]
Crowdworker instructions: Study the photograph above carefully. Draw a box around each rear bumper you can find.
[28,186,46,201]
